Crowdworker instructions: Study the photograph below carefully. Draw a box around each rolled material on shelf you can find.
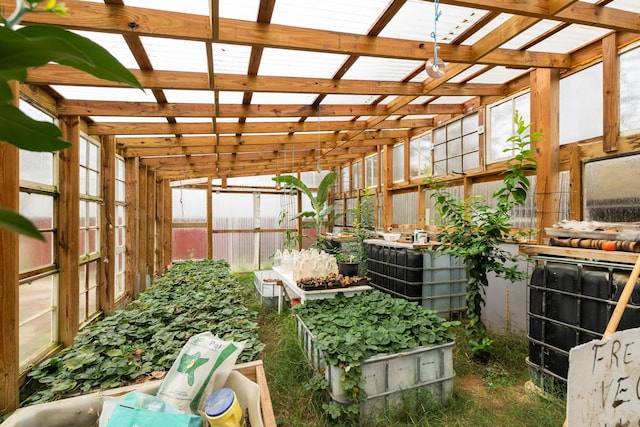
[549,237,640,252]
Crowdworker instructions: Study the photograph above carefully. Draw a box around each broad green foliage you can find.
[426,111,539,358]
[272,172,338,246]
[22,260,264,406]
[0,0,142,239]
[294,291,457,420]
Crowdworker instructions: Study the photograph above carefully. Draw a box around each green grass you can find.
[237,273,566,426]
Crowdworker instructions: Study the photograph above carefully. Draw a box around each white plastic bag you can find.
[156,332,245,414]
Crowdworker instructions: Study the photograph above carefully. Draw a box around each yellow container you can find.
[204,388,244,427]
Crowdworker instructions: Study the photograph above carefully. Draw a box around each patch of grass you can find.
[235,272,566,426]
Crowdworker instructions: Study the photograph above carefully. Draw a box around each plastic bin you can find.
[295,315,455,418]
[253,270,282,310]
[366,243,466,318]
[527,258,640,394]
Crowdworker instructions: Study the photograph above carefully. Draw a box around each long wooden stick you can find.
[562,253,640,427]
[602,253,640,338]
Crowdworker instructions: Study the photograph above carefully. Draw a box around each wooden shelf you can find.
[519,244,640,264]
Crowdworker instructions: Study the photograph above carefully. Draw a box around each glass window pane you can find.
[462,113,478,135]
[434,160,446,176]
[433,143,446,162]
[489,99,514,162]
[172,228,208,260]
[88,170,99,197]
[19,232,54,272]
[19,274,56,364]
[172,188,207,222]
[584,155,640,222]
[559,63,603,145]
[433,126,446,144]
[341,166,350,192]
[620,46,640,133]
[89,141,99,170]
[20,192,53,229]
[448,137,462,157]
[462,134,479,154]
[447,120,462,139]
[448,156,462,174]
[409,139,420,178]
[463,152,479,171]
[392,143,404,183]
[20,150,54,185]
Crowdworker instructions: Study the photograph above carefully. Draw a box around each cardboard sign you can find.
[567,327,640,426]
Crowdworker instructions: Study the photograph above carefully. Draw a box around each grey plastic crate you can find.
[295,315,455,418]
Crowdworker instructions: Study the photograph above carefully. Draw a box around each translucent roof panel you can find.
[122,0,209,15]
[52,86,155,103]
[500,20,565,50]
[212,44,252,74]
[430,96,476,104]
[612,0,640,13]
[446,65,493,83]
[527,25,612,53]
[258,49,348,79]
[343,57,423,81]
[72,30,139,70]
[460,13,513,46]
[467,67,529,84]
[380,0,486,44]
[140,37,208,73]
[250,92,319,105]
[270,0,388,34]
[164,90,214,105]
[219,0,261,20]
[217,91,244,104]
[322,94,379,105]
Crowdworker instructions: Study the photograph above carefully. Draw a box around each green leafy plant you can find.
[278,209,300,252]
[21,260,264,406]
[294,291,458,421]
[349,187,376,275]
[0,0,142,240]
[272,172,338,247]
[426,111,539,359]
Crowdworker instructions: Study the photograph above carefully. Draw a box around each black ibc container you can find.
[527,259,640,394]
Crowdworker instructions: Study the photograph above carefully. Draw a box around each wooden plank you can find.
[602,33,619,153]
[90,117,435,136]
[58,116,81,346]
[59,99,466,118]
[100,135,116,314]
[519,244,640,264]
[207,177,213,260]
[125,157,139,299]
[155,177,164,275]
[0,81,20,413]
[0,0,211,40]
[137,165,148,292]
[568,145,582,220]
[162,179,172,270]
[146,170,156,280]
[530,68,560,243]
[383,145,393,231]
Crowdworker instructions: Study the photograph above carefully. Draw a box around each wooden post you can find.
[383,145,393,230]
[530,68,560,243]
[137,165,147,291]
[163,180,172,269]
[207,177,213,260]
[100,135,116,314]
[569,145,583,220]
[58,116,80,346]
[0,80,20,413]
[146,169,156,280]
[602,33,619,153]
[155,177,163,274]
[125,157,139,299]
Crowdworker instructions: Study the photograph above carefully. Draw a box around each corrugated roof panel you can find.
[164,90,214,105]
[123,0,209,15]
[52,86,155,102]
[219,0,260,20]
[250,92,319,105]
[258,48,348,79]
[140,37,208,72]
[381,0,486,44]
[270,0,388,34]
[468,67,529,84]
[529,24,611,53]
[72,30,139,69]
[343,57,423,81]
[212,44,252,74]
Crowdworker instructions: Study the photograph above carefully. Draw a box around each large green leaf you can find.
[16,25,143,89]
[0,104,71,151]
[315,171,338,206]
[272,175,312,200]
[0,208,45,241]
